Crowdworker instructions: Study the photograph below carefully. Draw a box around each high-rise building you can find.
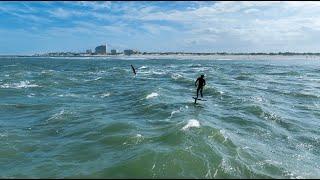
[95,45,106,54]
[111,49,117,55]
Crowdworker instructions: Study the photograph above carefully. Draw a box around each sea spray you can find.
[182,119,200,130]
[146,92,159,99]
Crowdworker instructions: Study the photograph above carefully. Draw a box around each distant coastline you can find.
[1,52,320,58]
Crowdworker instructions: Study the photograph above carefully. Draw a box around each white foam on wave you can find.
[0,81,40,89]
[171,73,183,80]
[146,92,158,99]
[88,71,106,75]
[48,109,65,121]
[133,134,144,144]
[138,70,151,74]
[152,71,166,75]
[182,119,200,130]
[252,96,263,102]
[85,77,102,81]
[69,77,78,81]
[220,129,229,143]
[58,93,79,98]
[169,110,180,118]
[101,93,111,98]
[139,66,147,69]
[0,133,8,138]
[41,70,55,74]
[27,93,36,98]
[190,64,202,68]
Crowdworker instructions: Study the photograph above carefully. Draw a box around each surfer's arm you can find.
[204,80,206,86]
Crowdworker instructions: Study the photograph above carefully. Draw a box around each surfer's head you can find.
[201,75,204,78]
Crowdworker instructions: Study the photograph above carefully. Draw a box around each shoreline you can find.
[1,53,320,57]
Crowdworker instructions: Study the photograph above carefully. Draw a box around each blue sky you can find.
[1,1,320,55]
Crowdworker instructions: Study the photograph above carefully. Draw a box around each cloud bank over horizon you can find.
[1,1,320,55]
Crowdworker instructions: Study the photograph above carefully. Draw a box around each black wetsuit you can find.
[195,77,206,98]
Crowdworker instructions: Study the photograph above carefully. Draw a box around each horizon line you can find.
[2,51,320,57]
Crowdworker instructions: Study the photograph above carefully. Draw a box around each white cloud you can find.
[141,24,177,35]
[48,1,320,51]
[48,8,85,19]
[77,1,111,10]
[3,1,320,53]
[244,8,260,14]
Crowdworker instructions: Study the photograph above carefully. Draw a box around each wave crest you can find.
[0,81,40,89]
[182,119,200,130]
[146,92,159,99]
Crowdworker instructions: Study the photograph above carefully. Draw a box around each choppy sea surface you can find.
[0,56,320,178]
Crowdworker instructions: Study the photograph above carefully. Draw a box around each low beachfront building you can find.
[111,49,117,55]
[124,49,134,55]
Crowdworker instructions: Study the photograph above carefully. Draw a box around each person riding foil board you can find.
[195,74,206,99]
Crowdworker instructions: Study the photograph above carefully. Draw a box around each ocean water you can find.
[0,57,320,178]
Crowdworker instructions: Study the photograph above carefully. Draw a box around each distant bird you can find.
[131,65,136,75]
